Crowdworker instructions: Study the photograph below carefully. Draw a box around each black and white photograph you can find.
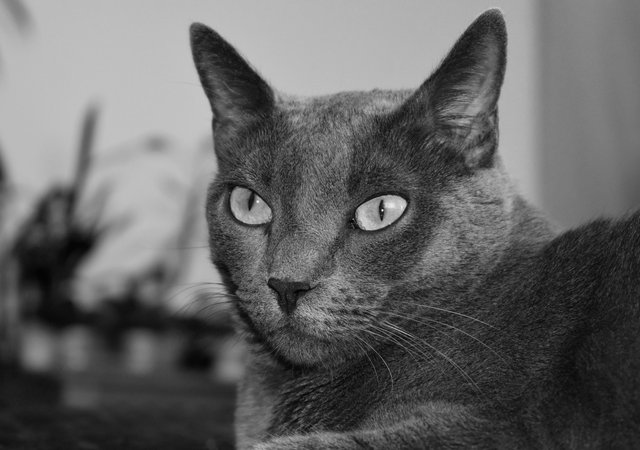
[1,1,639,449]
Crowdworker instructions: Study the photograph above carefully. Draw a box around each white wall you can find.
[540,0,640,227]
[0,0,541,203]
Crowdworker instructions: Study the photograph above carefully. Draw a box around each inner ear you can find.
[190,23,274,152]
[404,9,507,169]
[427,15,506,128]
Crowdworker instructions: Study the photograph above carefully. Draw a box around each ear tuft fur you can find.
[190,23,274,147]
[405,9,507,169]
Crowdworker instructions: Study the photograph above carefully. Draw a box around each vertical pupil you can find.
[247,191,256,211]
[378,199,385,221]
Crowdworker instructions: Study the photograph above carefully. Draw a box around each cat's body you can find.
[236,209,640,449]
[190,9,640,449]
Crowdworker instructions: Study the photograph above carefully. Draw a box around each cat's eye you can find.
[354,195,407,231]
[229,186,272,225]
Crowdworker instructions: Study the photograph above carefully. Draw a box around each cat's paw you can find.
[251,432,358,450]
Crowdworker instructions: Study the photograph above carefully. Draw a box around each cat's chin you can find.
[234,298,362,367]
[266,325,354,368]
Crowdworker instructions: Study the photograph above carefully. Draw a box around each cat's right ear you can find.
[190,24,274,150]
[404,9,507,169]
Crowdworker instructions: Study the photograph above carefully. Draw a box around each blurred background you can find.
[0,1,638,449]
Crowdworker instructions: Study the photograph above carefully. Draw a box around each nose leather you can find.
[267,278,311,315]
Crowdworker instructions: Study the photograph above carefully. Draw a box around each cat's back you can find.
[540,211,640,306]
[526,211,640,447]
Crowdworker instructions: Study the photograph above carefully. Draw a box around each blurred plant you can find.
[0,0,30,212]
[12,104,104,326]
[0,0,31,233]
[0,142,6,218]
[0,0,30,367]
[0,0,30,29]
[0,0,31,72]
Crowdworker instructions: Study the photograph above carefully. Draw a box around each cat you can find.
[190,8,640,449]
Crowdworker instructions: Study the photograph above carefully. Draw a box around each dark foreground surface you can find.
[0,369,235,450]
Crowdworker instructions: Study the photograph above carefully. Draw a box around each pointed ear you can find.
[410,9,507,169]
[190,23,274,144]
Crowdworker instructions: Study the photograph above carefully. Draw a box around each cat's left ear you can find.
[190,23,274,149]
[409,9,507,169]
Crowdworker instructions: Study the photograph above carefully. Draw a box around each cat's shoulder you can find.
[545,210,640,261]
[532,210,640,303]
[501,208,640,299]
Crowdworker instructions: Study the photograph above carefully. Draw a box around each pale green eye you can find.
[229,186,272,225]
[355,195,407,231]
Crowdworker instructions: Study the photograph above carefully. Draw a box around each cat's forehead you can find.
[278,89,409,127]
[270,89,411,174]
[270,91,394,172]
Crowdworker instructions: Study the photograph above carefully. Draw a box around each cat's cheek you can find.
[342,235,423,283]
[348,199,440,283]
[211,218,270,290]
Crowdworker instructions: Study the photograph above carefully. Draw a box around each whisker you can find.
[173,293,230,316]
[166,282,225,306]
[365,325,444,378]
[357,309,441,375]
[171,281,227,287]
[382,311,506,364]
[393,301,497,329]
[171,300,233,321]
[192,300,234,316]
[164,245,211,250]
[196,307,234,323]
[352,334,380,385]
[381,320,482,394]
[353,333,394,391]
[381,311,463,347]
[169,283,236,317]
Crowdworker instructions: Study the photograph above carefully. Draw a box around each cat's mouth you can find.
[233,297,328,338]
[233,296,358,366]
[276,317,336,342]
[267,324,352,367]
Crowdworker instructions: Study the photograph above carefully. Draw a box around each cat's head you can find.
[191,9,514,368]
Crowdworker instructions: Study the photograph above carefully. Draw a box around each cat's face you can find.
[192,10,511,367]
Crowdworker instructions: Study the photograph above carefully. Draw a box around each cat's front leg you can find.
[252,426,519,450]
[250,428,492,450]
[251,432,358,450]
[251,403,524,450]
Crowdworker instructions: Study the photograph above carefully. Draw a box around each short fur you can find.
[190,9,640,449]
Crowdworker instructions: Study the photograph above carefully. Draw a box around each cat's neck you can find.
[405,191,556,310]
[507,195,558,249]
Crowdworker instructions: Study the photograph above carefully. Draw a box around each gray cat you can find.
[190,9,640,449]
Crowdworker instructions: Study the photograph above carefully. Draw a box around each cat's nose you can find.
[267,277,312,315]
